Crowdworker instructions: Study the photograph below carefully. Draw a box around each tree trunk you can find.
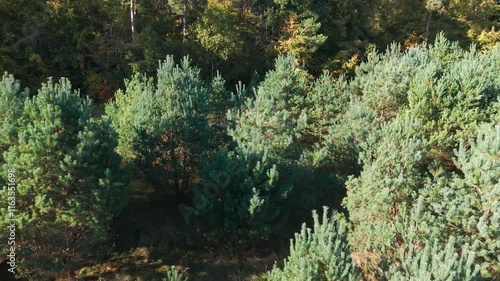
[130,0,136,37]
[425,10,433,42]
[182,0,187,42]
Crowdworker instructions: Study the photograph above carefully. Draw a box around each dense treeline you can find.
[0,1,499,281]
[0,0,499,99]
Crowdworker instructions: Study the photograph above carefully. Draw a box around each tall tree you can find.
[276,11,327,66]
[131,0,136,36]
[193,0,245,76]
[425,0,444,40]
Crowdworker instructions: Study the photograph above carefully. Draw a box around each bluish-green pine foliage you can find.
[265,207,359,281]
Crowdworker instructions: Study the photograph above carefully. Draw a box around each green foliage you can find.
[1,3,498,276]
[265,207,360,281]
[385,238,480,281]
[303,71,349,147]
[351,42,435,121]
[105,72,155,162]
[420,123,500,278]
[312,99,379,180]
[276,11,327,66]
[228,54,350,164]
[192,147,292,243]
[410,36,499,151]
[163,266,188,281]
[343,42,499,277]
[193,0,244,61]
[351,34,499,152]
[196,55,349,242]
[106,55,210,194]
[0,77,129,278]
[343,115,429,278]
[228,55,310,160]
[0,0,132,94]
[444,0,500,47]
[299,72,355,177]
[0,73,28,164]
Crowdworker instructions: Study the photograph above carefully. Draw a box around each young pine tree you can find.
[188,145,292,243]
[265,207,360,281]
[343,115,429,278]
[385,236,480,281]
[420,123,500,278]
[193,55,349,243]
[351,34,499,154]
[0,78,129,279]
[227,54,311,161]
[0,73,28,165]
[106,56,210,196]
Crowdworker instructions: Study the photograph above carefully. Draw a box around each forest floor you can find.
[73,178,289,281]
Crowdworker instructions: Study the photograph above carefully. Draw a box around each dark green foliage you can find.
[0,77,129,278]
[0,3,498,276]
[193,0,245,62]
[192,147,292,243]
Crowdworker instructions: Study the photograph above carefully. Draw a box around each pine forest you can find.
[0,0,499,280]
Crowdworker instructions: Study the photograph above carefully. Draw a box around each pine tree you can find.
[227,55,311,161]
[105,72,155,162]
[163,266,189,281]
[418,37,499,151]
[350,42,435,122]
[351,34,499,153]
[265,207,360,281]
[342,35,499,279]
[191,146,292,243]
[193,55,350,242]
[420,123,500,278]
[343,114,429,279]
[0,73,28,165]
[299,72,355,178]
[276,11,327,66]
[106,56,210,196]
[385,237,480,281]
[0,77,129,278]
